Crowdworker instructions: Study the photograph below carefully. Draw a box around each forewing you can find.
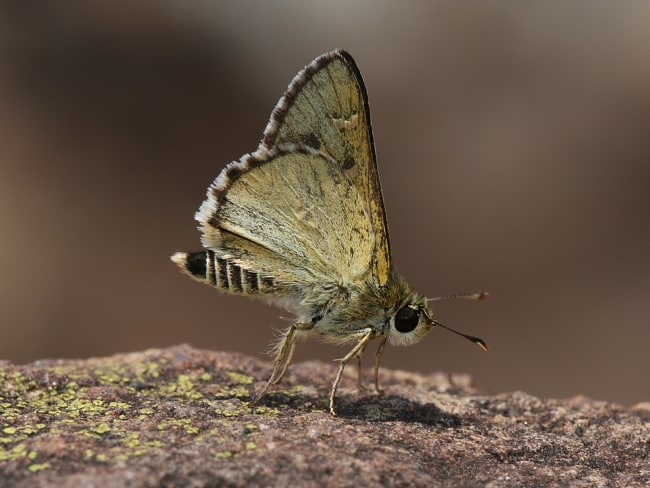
[260,49,391,286]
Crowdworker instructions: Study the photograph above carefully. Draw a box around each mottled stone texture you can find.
[1,345,648,487]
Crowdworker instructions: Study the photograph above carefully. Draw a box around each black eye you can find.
[394,306,419,333]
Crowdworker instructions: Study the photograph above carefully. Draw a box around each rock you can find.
[0,344,648,487]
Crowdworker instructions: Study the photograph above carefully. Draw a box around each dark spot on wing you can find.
[301,132,321,150]
[341,155,355,169]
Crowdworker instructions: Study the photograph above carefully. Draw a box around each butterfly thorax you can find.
[298,269,435,348]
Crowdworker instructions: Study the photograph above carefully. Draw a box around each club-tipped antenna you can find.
[428,291,490,302]
[426,291,490,351]
[432,319,489,352]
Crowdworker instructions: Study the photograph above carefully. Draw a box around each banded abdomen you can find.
[171,251,274,295]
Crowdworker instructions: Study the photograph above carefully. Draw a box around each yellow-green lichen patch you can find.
[93,369,129,386]
[211,398,253,418]
[144,440,165,448]
[213,385,251,399]
[227,372,255,385]
[177,374,194,389]
[249,405,281,417]
[0,346,291,482]
[65,398,107,418]
[0,443,25,461]
[91,423,112,435]
[212,408,243,418]
[157,372,216,401]
[27,462,51,472]
[123,432,140,448]
[0,422,45,450]
[136,360,161,380]
[20,427,37,436]
[156,418,200,436]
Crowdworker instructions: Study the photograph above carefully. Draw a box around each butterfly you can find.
[172,49,488,415]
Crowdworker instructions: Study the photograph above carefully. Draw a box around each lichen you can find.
[0,346,287,476]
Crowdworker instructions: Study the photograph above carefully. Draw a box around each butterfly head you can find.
[386,294,436,347]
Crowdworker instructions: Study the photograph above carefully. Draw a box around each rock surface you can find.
[0,344,648,487]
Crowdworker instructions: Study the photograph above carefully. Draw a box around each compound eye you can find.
[394,306,419,333]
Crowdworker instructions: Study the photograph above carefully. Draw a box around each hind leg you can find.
[250,321,313,406]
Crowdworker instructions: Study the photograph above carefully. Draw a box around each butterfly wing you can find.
[197,144,375,296]
[260,49,392,286]
[186,50,391,312]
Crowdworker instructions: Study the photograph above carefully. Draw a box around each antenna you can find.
[427,291,490,351]
[432,319,489,351]
[428,291,490,302]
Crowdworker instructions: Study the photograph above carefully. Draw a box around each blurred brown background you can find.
[1,1,648,406]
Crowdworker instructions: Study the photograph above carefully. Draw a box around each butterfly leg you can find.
[355,344,369,390]
[251,321,313,407]
[354,341,375,393]
[329,330,375,416]
[355,335,388,394]
[273,340,296,385]
[274,320,315,383]
[372,336,388,395]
